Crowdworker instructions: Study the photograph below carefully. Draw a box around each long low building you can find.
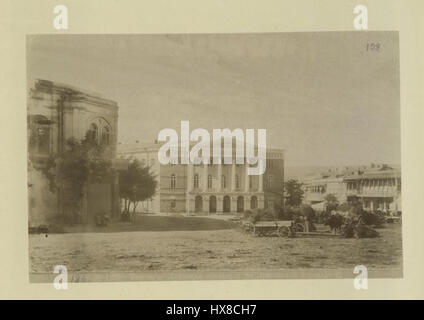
[303,164,401,213]
[344,167,401,212]
[118,141,285,215]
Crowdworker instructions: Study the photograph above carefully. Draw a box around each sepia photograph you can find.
[26,32,402,283]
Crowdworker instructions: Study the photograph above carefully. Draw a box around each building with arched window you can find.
[118,140,285,215]
[27,80,120,226]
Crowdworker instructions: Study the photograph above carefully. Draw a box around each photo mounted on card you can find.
[26,31,401,283]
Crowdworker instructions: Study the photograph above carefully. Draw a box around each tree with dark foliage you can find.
[119,158,157,220]
[325,213,345,234]
[284,179,304,207]
[300,204,317,231]
[324,193,339,213]
[57,137,113,222]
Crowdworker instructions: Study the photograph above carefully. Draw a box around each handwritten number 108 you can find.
[367,43,381,51]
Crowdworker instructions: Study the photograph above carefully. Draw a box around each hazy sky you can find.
[27,32,400,166]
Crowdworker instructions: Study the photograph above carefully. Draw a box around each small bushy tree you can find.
[243,208,276,223]
[338,202,350,213]
[324,194,339,213]
[119,158,157,218]
[300,204,316,231]
[325,213,345,234]
[359,211,385,227]
[348,197,364,216]
[284,179,304,207]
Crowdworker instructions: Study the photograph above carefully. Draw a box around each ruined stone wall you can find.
[27,161,58,227]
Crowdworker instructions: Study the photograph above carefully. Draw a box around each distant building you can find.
[303,164,401,213]
[27,79,120,226]
[344,165,401,212]
[303,176,347,205]
[118,142,285,214]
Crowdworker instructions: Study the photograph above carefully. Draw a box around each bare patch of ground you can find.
[29,223,402,275]
[61,215,233,233]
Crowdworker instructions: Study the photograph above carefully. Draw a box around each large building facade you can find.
[27,79,120,225]
[118,142,285,215]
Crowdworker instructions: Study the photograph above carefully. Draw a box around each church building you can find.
[27,79,120,226]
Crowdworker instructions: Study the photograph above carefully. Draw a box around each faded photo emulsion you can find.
[27,32,402,282]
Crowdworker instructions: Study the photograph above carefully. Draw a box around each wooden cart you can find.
[242,219,340,238]
[242,220,293,237]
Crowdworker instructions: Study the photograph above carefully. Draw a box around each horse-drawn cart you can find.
[241,219,326,237]
[242,220,296,237]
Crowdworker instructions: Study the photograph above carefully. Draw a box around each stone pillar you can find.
[203,164,208,191]
[217,195,223,214]
[244,164,249,192]
[203,195,209,215]
[73,107,80,139]
[231,161,236,192]
[244,197,250,211]
[258,173,263,192]
[187,163,193,192]
[258,196,265,209]
[185,195,191,216]
[186,164,193,216]
[190,196,196,215]
[217,164,222,192]
[231,196,237,214]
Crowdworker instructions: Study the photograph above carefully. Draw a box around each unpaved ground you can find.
[29,223,402,273]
